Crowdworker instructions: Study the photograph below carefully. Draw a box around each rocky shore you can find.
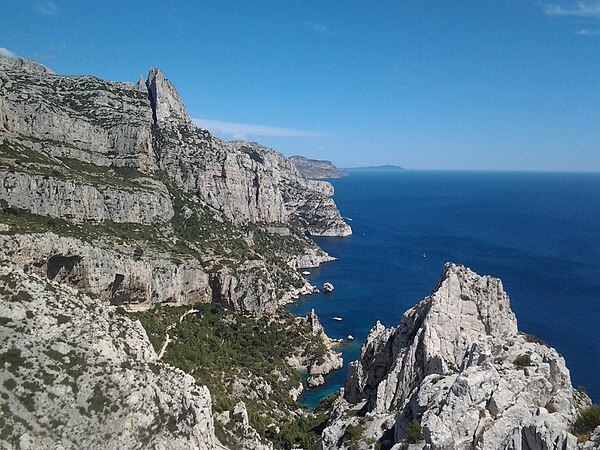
[319,263,599,450]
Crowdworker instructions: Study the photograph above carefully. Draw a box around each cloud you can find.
[576,28,600,34]
[192,118,333,139]
[35,0,58,15]
[0,47,17,58]
[544,1,600,17]
[307,23,338,36]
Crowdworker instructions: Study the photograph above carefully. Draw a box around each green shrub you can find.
[404,420,423,444]
[316,391,340,412]
[131,304,329,449]
[513,354,531,368]
[344,424,363,442]
[572,405,600,437]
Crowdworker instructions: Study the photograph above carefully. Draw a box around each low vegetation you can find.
[130,304,331,449]
[404,419,424,444]
[572,404,600,442]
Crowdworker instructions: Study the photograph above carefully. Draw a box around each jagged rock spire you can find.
[136,74,145,90]
[146,68,191,124]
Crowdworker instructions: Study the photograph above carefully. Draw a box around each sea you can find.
[288,170,600,408]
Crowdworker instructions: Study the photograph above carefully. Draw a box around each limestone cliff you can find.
[0,262,216,449]
[0,53,348,314]
[0,53,353,448]
[320,264,596,450]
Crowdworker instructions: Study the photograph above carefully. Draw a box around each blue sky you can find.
[1,0,599,171]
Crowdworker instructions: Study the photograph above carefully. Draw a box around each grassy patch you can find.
[131,304,330,449]
[572,405,600,442]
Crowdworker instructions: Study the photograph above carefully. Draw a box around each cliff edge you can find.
[320,263,597,450]
[290,156,348,179]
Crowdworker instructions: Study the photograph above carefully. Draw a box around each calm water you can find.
[289,170,600,408]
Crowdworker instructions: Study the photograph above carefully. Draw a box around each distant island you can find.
[289,155,348,179]
[344,164,404,171]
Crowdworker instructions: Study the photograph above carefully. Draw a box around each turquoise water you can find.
[288,170,600,408]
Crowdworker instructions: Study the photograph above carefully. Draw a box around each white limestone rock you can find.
[147,68,191,124]
[305,309,344,385]
[321,263,592,450]
[0,169,173,225]
[0,55,156,173]
[0,262,217,449]
[0,232,212,308]
[218,401,273,450]
[0,54,351,315]
[308,374,326,387]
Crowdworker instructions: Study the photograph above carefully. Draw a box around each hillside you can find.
[0,54,349,449]
[290,156,348,179]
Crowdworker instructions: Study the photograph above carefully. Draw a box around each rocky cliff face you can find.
[0,53,354,450]
[0,169,173,225]
[0,232,212,308]
[144,67,350,236]
[290,155,348,179]
[0,53,350,236]
[0,54,155,172]
[320,264,595,450]
[0,53,348,314]
[0,262,216,449]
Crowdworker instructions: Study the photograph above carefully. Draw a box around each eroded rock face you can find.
[321,264,592,450]
[0,262,216,449]
[0,55,350,237]
[0,233,212,308]
[0,170,173,225]
[0,54,156,173]
[143,68,351,236]
[147,68,191,124]
[0,55,350,314]
[305,309,344,387]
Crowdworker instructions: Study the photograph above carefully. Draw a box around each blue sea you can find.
[288,170,600,408]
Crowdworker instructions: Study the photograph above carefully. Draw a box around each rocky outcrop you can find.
[147,68,191,124]
[142,67,351,236]
[321,263,592,450]
[0,54,156,173]
[290,155,348,179]
[209,265,281,315]
[0,55,352,315]
[1,54,350,236]
[0,53,356,449]
[154,121,352,236]
[0,232,212,308]
[287,244,335,269]
[305,309,344,388]
[215,401,273,450]
[0,170,173,225]
[0,262,216,449]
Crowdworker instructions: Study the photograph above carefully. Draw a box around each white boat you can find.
[302,271,311,275]
[333,317,343,321]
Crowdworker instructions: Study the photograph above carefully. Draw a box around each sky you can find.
[1,0,599,171]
